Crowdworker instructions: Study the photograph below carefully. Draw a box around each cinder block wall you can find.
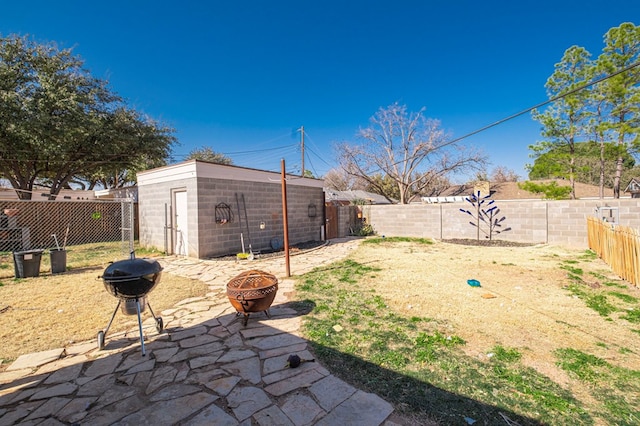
[286,184,324,246]
[365,199,640,248]
[337,205,353,237]
[197,177,324,258]
[138,177,199,256]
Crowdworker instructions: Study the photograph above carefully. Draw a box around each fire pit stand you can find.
[98,254,164,356]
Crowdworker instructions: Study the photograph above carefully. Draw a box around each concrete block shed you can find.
[137,160,325,258]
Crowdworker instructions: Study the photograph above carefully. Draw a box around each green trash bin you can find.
[13,249,44,278]
[50,249,67,274]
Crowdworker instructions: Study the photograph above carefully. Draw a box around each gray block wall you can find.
[364,199,640,248]
[196,177,324,258]
[138,177,198,256]
[138,173,323,259]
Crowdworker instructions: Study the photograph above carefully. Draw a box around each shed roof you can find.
[138,160,324,188]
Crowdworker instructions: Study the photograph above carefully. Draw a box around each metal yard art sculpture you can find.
[459,191,511,241]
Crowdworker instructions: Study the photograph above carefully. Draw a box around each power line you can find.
[445,60,640,146]
[339,60,640,179]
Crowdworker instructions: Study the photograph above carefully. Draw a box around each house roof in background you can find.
[0,187,96,201]
[439,180,616,200]
[624,177,640,193]
[324,189,394,204]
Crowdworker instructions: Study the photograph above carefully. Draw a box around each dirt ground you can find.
[352,240,640,388]
[0,267,209,363]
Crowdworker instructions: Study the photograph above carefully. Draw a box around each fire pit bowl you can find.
[102,257,163,298]
[227,269,278,325]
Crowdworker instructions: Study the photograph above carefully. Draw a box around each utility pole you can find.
[300,125,305,177]
[281,159,290,277]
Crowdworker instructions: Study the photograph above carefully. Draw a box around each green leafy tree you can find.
[518,181,572,200]
[528,141,634,187]
[365,173,401,201]
[596,22,640,198]
[0,34,175,198]
[336,103,486,204]
[186,146,233,165]
[531,46,594,200]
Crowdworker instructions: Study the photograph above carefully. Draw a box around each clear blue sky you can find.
[1,1,637,181]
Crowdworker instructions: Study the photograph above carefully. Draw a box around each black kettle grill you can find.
[98,253,164,355]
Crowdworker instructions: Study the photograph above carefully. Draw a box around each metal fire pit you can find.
[227,269,278,326]
[98,254,164,355]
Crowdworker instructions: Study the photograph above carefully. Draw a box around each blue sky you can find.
[1,1,637,181]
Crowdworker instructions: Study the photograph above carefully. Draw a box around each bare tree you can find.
[336,103,486,204]
[324,168,357,191]
[490,166,520,183]
[414,171,451,197]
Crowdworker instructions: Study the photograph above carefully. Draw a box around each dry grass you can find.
[352,240,640,372]
[297,238,640,424]
[0,244,209,364]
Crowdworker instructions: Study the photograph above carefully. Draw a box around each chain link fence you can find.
[0,199,136,277]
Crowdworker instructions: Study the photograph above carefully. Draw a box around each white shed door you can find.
[174,191,188,256]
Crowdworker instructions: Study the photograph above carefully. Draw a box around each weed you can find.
[588,271,606,280]
[585,294,618,317]
[555,348,608,382]
[622,308,640,323]
[603,281,627,288]
[362,236,433,245]
[555,348,640,424]
[491,345,522,362]
[609,292,638,303]
[561,264,584,275]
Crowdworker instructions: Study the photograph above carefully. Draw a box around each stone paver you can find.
[6,349,65,371]
[0,238,399,425]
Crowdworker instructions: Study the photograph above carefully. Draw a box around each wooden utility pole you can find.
[281,159,291,277]
[300,125,305,177]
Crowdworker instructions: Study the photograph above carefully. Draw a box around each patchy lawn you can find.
[295,238,640,425]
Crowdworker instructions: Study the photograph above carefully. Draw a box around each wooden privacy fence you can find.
[587,217,640,287]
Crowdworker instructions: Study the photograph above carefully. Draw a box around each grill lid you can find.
[102,258,163,298]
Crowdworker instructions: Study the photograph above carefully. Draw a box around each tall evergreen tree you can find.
[596,22,640,198]
[531,46,594,199]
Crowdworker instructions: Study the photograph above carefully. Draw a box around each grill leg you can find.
[136,297,146,356]
[103,300,121,339]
